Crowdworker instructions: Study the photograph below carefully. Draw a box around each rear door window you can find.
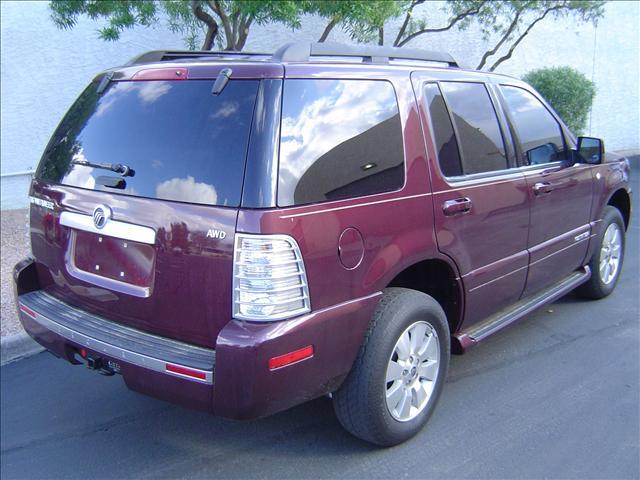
[278,79,404,206]
[424,83,463,177]
[499,85,567,165]
[439,82,508,175]
[37,79,259,206]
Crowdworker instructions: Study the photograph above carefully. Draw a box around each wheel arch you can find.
[607,188,631,230]
[386,258,464,343]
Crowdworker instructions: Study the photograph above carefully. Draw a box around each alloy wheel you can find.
[385,321,440,422]
[599,223,622,285]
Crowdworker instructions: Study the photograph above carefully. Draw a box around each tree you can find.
[50,0,606,72]
[50,0,303,51]
[390,1,605,71]
[524,66,596,133]
[49,0,401,51]
[307,1,402,44]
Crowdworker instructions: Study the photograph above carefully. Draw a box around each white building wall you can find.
[1,0,638,209]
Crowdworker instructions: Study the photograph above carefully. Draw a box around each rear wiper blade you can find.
[71,159,135,177]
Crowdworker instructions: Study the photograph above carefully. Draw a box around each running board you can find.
[454,266,591,352]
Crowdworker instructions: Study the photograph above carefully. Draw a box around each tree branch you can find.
[487,5,565,71]
[476,7,523,70]
[191,0,218,50]
[211,0,234,49]
[236,14,253,50]
[378,26,384,46]
[396,1,485,48]
[231,9,240,44]
[318,17,338,42]
[393,0,425,47]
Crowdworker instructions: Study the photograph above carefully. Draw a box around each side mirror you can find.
[577,136,604,164]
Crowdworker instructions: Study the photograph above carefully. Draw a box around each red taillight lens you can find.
[165,363,207,380]
[268,345,314,370]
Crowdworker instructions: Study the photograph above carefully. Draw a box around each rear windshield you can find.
[37,79,259,207]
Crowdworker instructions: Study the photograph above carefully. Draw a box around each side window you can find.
[440,82,508,175]
[500,85,567,165]
[278,79,404,206]
[424,83,463,177]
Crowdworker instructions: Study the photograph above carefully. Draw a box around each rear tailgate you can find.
[28,72,261,348]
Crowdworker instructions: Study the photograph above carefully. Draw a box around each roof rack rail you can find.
[126,42,458,68]
[273,42,459,67]
[127,50,271,66]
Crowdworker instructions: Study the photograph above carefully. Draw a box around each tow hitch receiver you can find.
[85,355,121,376]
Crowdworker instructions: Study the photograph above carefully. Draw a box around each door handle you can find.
[533,182,553,195]
[443,197,472,216]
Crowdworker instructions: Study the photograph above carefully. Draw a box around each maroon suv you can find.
[14,42,632,446]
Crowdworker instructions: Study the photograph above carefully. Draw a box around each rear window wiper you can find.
[71,159,135,177]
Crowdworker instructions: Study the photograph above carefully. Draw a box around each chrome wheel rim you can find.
[385,321,440,422]
[599,223,622,285]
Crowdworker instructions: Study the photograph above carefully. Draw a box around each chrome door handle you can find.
[443,197,472,216]
[533,182,553,195]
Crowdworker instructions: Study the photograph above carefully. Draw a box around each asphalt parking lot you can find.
[2,172,638,479]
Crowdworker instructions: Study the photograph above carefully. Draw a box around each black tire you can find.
[333,288,450,446]
[577,206,626,299]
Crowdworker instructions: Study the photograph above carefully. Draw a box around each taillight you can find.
[233,234,310,321]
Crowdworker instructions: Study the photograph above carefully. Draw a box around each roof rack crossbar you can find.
[273,42,459,68]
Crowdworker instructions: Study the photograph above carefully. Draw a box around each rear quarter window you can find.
[278,79,404,207]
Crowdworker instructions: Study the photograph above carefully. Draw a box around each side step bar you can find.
[454,266,591,352]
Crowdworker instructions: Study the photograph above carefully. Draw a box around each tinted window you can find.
[278,79,404,206]
[440,82,508,175]
[424,83,462,177]
[37,79,259,206]
[500,85,567,165]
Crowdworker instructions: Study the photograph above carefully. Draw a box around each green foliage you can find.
[523,66,596,134]
[49,0,607,73]
[50,0,303,50]
[306,1,402,43]
[50,1,158,41]
[49,0,401,50]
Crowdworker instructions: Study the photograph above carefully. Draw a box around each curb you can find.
[1,331,44,366]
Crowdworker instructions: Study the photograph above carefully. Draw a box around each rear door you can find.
[413,75,530,327]
[496,84,593,297]
[30,74,261,347]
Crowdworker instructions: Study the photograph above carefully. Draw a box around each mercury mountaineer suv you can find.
[14,42,632,446]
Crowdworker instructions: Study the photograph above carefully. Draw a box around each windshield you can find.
[36,79,259,207]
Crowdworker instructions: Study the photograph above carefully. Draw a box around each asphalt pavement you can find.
[2,173,638,479]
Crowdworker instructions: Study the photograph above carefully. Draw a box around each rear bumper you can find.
[18,290,215,384]
[14,258,380,419]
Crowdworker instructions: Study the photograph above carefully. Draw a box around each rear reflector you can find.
[165,363,207,380]
[269,345,314,370]
[19,304,36,318]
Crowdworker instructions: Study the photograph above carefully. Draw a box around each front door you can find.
[497,84,593,297]
[413,75,530,328]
